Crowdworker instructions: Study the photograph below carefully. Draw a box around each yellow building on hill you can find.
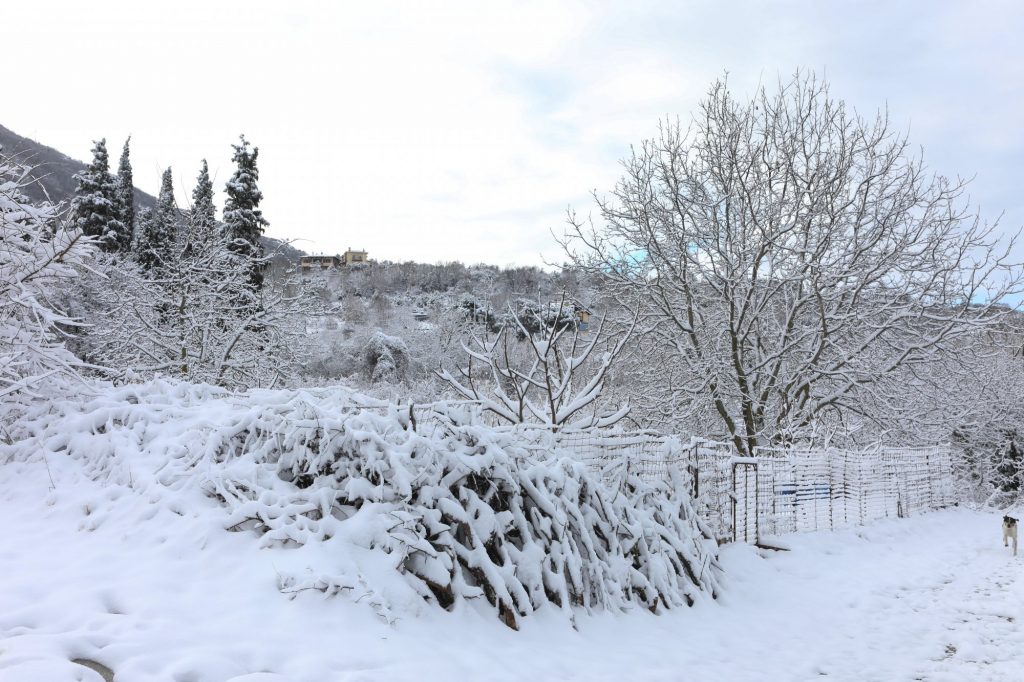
[341,248,368,265]
[299,248,369,271]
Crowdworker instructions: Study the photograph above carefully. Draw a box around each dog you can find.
[1003,515,1018,556]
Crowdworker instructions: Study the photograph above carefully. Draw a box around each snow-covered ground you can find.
[1,448,1020,682]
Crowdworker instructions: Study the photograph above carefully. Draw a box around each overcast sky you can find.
[4,1,1023,266]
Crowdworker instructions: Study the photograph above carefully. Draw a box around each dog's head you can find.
[1004,515,1018,527]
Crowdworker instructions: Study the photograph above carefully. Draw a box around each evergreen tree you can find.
[132,206,153,251]
[993,432,1023,495]
[115,137,136,250]
[135,167,179,271]
[190,159,216,239]
[71,138,127,252]
[80,218,316,389]
[223,135,268,288]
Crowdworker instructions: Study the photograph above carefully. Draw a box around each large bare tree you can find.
[563,73,1022,455]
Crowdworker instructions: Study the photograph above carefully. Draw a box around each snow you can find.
[2,418,1020,681]
[0,380,721,673]
[1,157,95,399]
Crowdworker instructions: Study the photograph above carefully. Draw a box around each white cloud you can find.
[4,0,1022,265]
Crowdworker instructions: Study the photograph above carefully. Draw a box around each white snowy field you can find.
[1,449,1020,682]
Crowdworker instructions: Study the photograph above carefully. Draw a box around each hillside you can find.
[0,124,156,211]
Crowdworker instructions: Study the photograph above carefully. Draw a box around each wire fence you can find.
[378,402,955,546]
[543,431,955,545]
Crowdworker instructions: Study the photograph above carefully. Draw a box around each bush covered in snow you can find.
[2,380,720,628]
[362,331,410,384]
[0,155,95,401]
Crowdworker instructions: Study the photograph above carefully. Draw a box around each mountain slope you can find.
[0,124,156,211]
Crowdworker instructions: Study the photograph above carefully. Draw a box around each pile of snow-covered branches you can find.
[2,380,720,628]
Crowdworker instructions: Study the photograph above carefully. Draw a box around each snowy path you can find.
[1,456,1021,682]
[905,541,1022,680]
[713,518,1024,682]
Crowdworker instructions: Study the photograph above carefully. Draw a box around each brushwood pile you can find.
[1,380,721,628]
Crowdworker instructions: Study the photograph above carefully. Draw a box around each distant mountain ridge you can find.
[0,123,303,261]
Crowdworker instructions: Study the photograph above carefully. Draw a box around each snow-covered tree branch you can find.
[562,73,1024,455]
[0,154,95,399]
[78,161,319,389]
[437,296,634,429]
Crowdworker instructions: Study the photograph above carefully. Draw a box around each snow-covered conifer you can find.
[190,159,216,240]
[114,136,135,249]
[135,167,179,271]
[71,139,127,252]
[223,135,268,289]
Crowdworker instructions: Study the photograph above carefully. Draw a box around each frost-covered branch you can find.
[0,154,96,399]
[562,72,1024,454]
[437,297,633,429]
[76,161,319,389]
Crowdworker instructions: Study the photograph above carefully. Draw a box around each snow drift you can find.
[1,380,721,628]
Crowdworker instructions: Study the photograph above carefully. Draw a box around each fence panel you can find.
[407,410,956,546]
[374,404,955,545]
[546,430,954,545]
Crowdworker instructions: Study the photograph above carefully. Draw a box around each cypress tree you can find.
[133,206,153,252]
[223,135,268,288]
[136,167,178,271]
[71,138,127,252]
[190,159,216,238]
[115,137,136,251]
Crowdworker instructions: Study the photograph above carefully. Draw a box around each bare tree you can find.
[79,193,319,390]
[1,154,95,400]
[922,312,1024,505]
[562,73,1022,455]
[437,296,634,430]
